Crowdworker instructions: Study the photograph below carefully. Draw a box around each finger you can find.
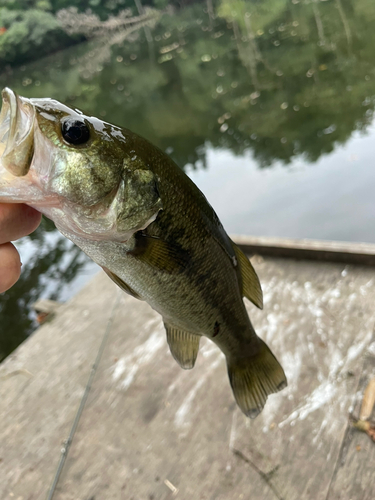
[0,242,22,293]
[0,203,42,244]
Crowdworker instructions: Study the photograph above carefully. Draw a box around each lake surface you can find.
[1,0,375,359]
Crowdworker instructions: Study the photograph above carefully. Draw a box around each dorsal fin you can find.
[164,323,201,369]
[232,243,263,309]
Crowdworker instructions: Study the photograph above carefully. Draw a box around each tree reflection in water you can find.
[1,0,375,358]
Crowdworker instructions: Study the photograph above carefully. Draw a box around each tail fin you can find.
[227,338,287,418]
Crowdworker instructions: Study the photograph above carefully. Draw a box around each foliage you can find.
[0,7,78,65]
[2,0,375,168]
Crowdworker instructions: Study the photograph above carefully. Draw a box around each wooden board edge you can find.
[231,235,375,266]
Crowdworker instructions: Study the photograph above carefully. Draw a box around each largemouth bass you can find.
[0,88,287,418]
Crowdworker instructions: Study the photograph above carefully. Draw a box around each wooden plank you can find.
[233,235,375,266]
[52,293,279,500]
[1,256,375,499]
[326,334,375,500]
[0,273,118,499]
[43,258,375,500]
[229,257,375,500]
[32,298,62,314]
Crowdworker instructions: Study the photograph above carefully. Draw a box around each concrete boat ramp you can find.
[1,237,375,500]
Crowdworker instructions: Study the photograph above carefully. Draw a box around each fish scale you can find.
[0,87,287,418]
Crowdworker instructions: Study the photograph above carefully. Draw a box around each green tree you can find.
[0,7,80,65]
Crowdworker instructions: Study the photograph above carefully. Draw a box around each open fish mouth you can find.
[0,87,35,177]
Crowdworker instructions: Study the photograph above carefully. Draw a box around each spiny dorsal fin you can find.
[164,323,201,369]
[128,231,190,274]
[102,267,142,300]
[232,242,263,309]
[227,338,287,418]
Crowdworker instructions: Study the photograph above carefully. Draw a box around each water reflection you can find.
[189,126,375,243]
[2,0,375,168]
[1,0,375,359]
[0,217,97,361]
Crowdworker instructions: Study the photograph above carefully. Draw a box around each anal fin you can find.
[232,242,263,309]
[164,323,201,369]
[227,338,287,418]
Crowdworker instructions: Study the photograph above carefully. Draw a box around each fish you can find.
[0,87,287,418]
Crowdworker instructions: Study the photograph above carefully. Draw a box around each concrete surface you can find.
[1,255,375,500]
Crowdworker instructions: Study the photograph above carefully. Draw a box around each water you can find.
[1,0,375,360]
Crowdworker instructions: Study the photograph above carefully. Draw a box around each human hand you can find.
[0,204,42,293]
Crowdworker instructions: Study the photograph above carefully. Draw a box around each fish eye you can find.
[62,118,90,145]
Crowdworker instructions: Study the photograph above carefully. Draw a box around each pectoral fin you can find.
[129,231,190,274]
[164,323,201,369]
[232,242,263,309]
[102,267,142,300]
